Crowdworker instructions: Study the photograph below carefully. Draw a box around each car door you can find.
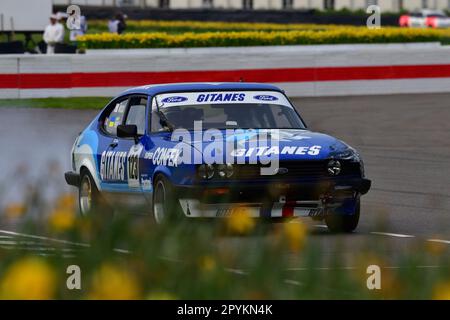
[97,96,129,190]
[139,96,176,205]
[100,95,149,209]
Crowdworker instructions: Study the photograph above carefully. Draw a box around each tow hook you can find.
[320,194,334,205]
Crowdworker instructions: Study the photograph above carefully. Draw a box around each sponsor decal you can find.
[156,91,292,108]
[100,150,127,181]
[216,207,234,217]
[161,96,188,103]
[230,145,322,157]
[151,147,181,167]
[99,144,143,187]
[197,93,245,103]
[254,94,278,101]
[141,174,152,191]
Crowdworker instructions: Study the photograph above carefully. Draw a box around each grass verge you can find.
[0,97,111,110]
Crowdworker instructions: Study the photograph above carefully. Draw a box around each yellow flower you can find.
[282,220,307,252]
[0,257,56,300]
[77,27,450,49]
[226,206,255,235]
[433,282,450,300]
[426,239,447,256]
[3,202,27,219]
[48,193,77,232]
[56,193,76,209]
[199,256,216,272]
[88,264,140,300]
[146,291,177,300]
[48,208,76,232]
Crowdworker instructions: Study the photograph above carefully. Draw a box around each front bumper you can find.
[65,171,80,187]
[175,177,371,202]
[175,177,371,218]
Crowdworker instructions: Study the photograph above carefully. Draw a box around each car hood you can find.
[175,129,350,161]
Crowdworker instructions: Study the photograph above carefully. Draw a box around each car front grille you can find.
[232,160,361,180]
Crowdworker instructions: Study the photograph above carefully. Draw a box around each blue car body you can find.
[65,83,370,228]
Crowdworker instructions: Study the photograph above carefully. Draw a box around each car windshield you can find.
[159,103,306,130]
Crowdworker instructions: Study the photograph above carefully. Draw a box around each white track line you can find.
[286,265,443,271]
[224,268,248,275]
[0,240,17,245]
[113,248,131,254]
[0,229,130,254]
[371,232,415,238]
[427,239,450,244]
[314,224,328,229]
[0,229,89,247]
[284,279,303,286]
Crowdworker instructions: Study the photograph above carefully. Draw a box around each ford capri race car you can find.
[65,83,371,232]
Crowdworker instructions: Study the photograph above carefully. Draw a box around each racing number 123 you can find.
[127,145,143,188]
[128,154,139,181]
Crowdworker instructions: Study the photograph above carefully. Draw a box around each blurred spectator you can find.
[108,13,127,35]
[43,14,64,54]
[70,16,88,42]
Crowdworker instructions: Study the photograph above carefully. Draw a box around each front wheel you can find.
[325,199,360,233]
[152,175,182,223]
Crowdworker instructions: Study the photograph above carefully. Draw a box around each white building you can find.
[52,0,450,11]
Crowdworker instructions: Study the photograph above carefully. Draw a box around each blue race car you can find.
[65,83,371,232]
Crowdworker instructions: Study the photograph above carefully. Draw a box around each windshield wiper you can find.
[157,109,174,132]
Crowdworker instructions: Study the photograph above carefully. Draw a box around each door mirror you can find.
[117,124,138,142]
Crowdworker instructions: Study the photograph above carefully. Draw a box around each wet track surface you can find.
[0,93,449,266]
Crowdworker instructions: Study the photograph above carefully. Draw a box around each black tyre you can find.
[152,175,182,223]
[325,199,360,233]
[79,169,111,218]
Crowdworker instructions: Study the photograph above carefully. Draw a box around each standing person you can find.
[70,15,87,42]
[43,14,65,54]
[117,13,127,35]
[108,14,118,34]
[108,13,127,34]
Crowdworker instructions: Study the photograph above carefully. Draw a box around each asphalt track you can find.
[0,93,449,268]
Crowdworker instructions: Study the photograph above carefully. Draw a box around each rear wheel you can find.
[79,169,111,218]
[325,199,360,233]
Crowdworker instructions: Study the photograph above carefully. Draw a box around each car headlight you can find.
[198,164,214,179]
[327,160,341,176]
[331,147,365,177]
[217,164,234,178]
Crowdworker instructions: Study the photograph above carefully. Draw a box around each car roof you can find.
[120,82,283,97]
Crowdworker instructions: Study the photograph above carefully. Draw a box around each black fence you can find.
[54,6,401,26]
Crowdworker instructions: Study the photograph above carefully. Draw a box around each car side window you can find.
[104,99,128,136]
[125,96,147,135]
